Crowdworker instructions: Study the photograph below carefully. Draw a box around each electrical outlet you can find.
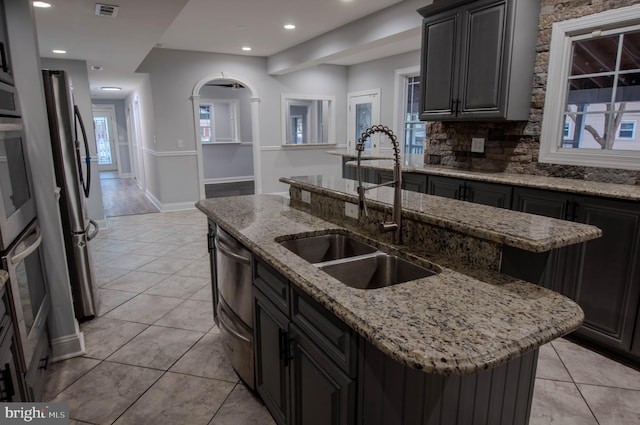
[177,139,184,148]
[345,202,359,219]
[301,190,311,203]
[471,137,485,153]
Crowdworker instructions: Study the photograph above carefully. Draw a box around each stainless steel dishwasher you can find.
[214,226,255,389]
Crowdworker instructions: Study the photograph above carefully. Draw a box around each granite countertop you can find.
[196,194,584,375]
[0,270,7,291]
[282,175,602,253]
[338,153,640,201]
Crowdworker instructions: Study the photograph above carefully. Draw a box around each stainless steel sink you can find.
[318,253,437,290]
[279,233,377,263]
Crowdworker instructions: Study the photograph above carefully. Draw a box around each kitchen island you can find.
[196,177,601,425]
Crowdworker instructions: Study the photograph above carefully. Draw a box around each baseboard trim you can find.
[50,329,85,362]
[204,176,254,184]
[145,189,196,212]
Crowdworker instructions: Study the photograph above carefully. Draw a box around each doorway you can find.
[192,74,260,198]
[93,105,119,173]
[347,89,381,154]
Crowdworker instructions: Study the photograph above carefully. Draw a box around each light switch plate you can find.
[471,138,485,153]
[301,190,311,203]
[345,202,359,219]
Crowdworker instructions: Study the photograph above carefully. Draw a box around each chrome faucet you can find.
[355,125,403,244]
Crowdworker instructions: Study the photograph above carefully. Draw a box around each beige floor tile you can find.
[553,340,640,390]
[107,325,203,370]
[190,285,214,303]
[43,357,101,401]
[135,241,181,257]
[144,275,208,299]
[96,289,137,316]
[153,299,215,332]
[80,317,148,360]
[168,241,209,260]
[114,372,235,425]
[170,333,238,382]
[92,266,130,287]
[536,343,572,382]
[51,361,162,425]
[104,294,183,324]
[578,384,640,425]
[530,379,598,425]
[108,253,158,270]
[137,257,196,274]
[101,270,169,293]
[176,256,211,278]
[209,384,275,425]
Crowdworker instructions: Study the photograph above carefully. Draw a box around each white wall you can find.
[93,99,132,175]
[40,58,107,225]
[136,48,345,198]
[5,0,83,360]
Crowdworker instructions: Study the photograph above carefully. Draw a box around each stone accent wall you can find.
[425,0,640,185]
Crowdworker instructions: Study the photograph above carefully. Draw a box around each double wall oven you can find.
[0,43,51,401]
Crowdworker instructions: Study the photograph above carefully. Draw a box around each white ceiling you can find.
[33,0,410,100]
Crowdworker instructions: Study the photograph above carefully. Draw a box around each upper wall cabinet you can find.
[418,0,540,121]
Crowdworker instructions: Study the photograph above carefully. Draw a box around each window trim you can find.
[617,120,636,140]
[200,98,241,144]
[539,5,640,171]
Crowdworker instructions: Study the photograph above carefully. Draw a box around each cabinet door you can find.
[254,290,290,425]
[572,196,640,352]
[464,180,512,208]
[402,173,428,194]
[458,0,507,117]
[289,325,355,425]
[0,327,24,402]
[420,10,459,120]
[428,176,463,200]
[511,188,573,292]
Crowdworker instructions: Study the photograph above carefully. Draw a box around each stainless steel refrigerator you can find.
[42,69,99,321]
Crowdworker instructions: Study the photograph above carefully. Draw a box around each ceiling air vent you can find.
[95,3,119,17]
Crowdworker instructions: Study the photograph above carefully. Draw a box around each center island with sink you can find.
[196,174,602,425]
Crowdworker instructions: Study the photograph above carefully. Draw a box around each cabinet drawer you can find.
[254,259,289,314]
[291,288,358,377]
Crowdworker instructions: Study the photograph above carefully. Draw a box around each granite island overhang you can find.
[196,176,601,375]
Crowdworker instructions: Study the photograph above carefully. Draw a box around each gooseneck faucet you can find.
[355,125,403,244]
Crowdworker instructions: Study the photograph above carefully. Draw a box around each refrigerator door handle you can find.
[74,105,91,198]
[87,219,99,241]
[11,227,42,265]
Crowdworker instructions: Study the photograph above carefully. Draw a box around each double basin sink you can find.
[278,232,438,290]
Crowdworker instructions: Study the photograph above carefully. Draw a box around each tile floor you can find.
[45,210,640,425]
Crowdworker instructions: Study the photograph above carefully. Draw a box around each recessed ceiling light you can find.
[284,24,296,30]
[52,49,66,54]
[33,1,52,8]
[100,87,121,91]
[90,65,103,71]
[242,46,252,51]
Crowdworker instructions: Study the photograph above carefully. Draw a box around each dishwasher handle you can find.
[214,235,251,265]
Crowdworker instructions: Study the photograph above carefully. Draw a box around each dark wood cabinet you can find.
[511,187,640,364]
[418,0,539,121]
[429,175,512,208]
[253,262,358,425]
[376,170,428,194]
[0,285,23,402]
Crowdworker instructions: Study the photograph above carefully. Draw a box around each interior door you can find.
[92,106,118,172]
[347,91,380,154]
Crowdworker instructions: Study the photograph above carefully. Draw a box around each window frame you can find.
[539,5,640,171]
[617,120,636,140]
[393,66,426,155]
[199,99,241,144]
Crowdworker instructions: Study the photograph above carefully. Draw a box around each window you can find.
[539,5,640,170]
[617,120,636,139]
[199,99,240,144]
[404,76,426,154]
[281,95,335,146]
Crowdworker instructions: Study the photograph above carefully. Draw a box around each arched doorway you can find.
[191,73,262,200]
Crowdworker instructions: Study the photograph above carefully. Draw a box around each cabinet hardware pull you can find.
[455,98,461,115]
[39,356,49,371]
[279,329,289,366]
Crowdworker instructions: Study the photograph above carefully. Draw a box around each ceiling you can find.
[33,0,411,100]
